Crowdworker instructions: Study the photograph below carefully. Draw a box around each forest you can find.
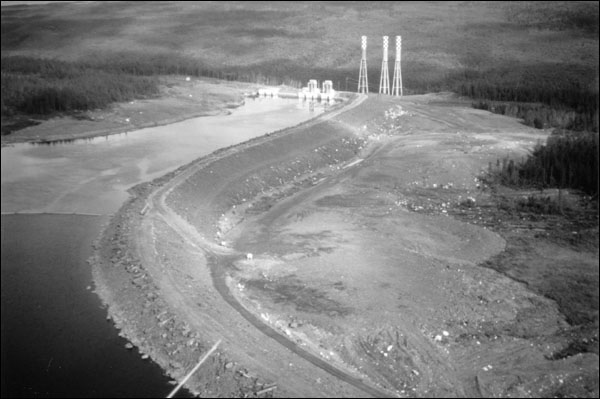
[1,1,597,196]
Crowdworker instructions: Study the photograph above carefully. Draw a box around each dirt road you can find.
[93,92,598,397]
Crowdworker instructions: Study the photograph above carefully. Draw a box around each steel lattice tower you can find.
[392,35,403,97]
[358,36,368,94]
[379,36,390,95]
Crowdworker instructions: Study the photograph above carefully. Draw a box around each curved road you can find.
[144,94,397,397]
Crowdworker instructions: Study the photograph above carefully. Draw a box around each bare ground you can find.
[91,93,598,397]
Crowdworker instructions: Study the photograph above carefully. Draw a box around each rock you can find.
[125,343,134,350]
[289,321,298,329]
[225,362,234,370]
[171,361,183,369]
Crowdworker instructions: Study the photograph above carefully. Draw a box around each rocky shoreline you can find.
[89,167,276,397]
[87,97,365,397]
[88,93,599,398]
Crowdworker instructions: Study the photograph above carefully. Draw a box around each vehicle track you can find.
[142,94,397,397]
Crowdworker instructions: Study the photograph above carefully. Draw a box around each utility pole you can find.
[379,36,390,95]
[392,35,403,97]
[358,35,369,94]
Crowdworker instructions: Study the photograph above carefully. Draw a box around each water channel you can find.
[1,97,325,397]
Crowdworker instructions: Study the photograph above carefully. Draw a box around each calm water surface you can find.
[1,97,325,397]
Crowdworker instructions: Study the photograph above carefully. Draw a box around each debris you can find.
[238,369,253,378]
[434,335,443,342]
[256,384,277,396]
[442,330,449,337]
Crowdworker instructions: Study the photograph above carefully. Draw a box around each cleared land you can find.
[92,93,598,397]
[3,1,597,397]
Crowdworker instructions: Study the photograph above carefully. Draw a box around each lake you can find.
[1,97,325,397]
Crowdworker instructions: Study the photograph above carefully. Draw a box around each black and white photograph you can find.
[1,1,598,397]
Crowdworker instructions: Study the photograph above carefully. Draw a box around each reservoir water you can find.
[1,97,325,397]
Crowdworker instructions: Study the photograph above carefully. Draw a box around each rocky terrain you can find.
[92,92,598,397]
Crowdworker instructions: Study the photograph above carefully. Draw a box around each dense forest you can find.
[2,54,598,133]
[487,130,598,197]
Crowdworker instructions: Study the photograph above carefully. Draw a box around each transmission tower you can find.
[358,35,368,94]
[379,36,390,95]
[392,35,403,97]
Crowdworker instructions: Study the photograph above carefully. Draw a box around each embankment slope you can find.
[93,93,598,397]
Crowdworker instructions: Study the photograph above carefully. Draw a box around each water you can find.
[1,213,176,398]
[0,97,325,397]
[1,97,324,215]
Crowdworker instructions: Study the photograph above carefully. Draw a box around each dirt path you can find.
[221,95,597,397]
[93,92,598,397]
[138,93,394,397]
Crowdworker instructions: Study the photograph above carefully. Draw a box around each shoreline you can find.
[0,76,257,147]
[88,95,365,397]
[89,92,599,397]
[0,107,234,147]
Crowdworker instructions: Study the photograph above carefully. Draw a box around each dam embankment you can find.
[166,116,368,242]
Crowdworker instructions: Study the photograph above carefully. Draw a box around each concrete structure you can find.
[257,87,280,97]
[358,35,369,94]
[297,79,337,101]
[321,80,336,101]
[298,81,321,100]
[379,36,390,95]
[392,35,403,97]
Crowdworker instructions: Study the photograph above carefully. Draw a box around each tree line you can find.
[2,55,597,133]
[488,131,598,196]
[1,55,306,116]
